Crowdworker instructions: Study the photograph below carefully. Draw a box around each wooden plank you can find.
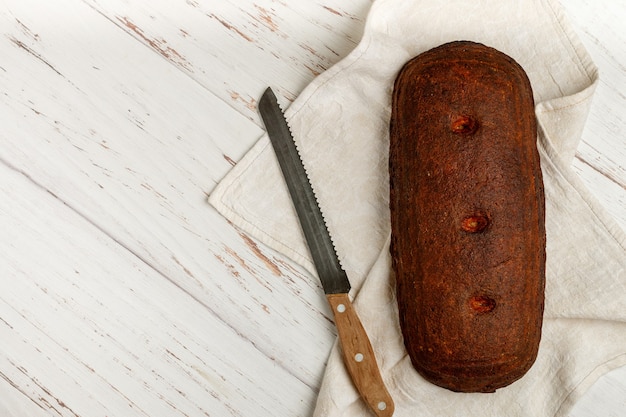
[80,0,373,120]
[561,0,626,228]
[0,377,51,417]
[0,164,315,417]
[1,0,625,415]
[0,0,338,390]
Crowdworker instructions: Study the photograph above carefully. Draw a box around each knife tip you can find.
[262,86,276,101]
[259,86,279,115]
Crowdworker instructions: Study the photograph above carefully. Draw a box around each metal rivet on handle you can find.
[336,304,346,313]
[377,402,387,411]
[354,353,364,362]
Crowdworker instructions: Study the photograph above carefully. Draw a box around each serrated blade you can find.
[258,87,350,295]
[258,87,395,417]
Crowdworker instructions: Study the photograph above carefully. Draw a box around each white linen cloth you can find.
[209,0,626,415]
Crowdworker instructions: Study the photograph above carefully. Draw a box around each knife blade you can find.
[258,87,394,417]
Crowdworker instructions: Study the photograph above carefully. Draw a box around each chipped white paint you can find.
[0,0,623,416]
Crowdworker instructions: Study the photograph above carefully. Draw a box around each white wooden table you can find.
[1,1,624,416]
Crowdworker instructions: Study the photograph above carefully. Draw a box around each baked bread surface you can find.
[389,41,546,393]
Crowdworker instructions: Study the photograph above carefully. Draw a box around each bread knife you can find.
[258,87,394,417]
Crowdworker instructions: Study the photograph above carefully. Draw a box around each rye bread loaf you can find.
[389,41,546,393]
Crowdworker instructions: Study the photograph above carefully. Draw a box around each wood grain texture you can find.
[561,0,626,229]
[81,0,372,121]
[0,164,315,417]
[326,293,394,417]
[0,0,624,416]
[0,0,355,392]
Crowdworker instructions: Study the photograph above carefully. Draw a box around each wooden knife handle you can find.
[326,293,395,417]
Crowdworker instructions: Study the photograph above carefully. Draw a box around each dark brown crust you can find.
[389,41,546,393]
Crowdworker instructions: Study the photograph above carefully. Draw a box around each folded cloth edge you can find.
[208,0,626,414]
